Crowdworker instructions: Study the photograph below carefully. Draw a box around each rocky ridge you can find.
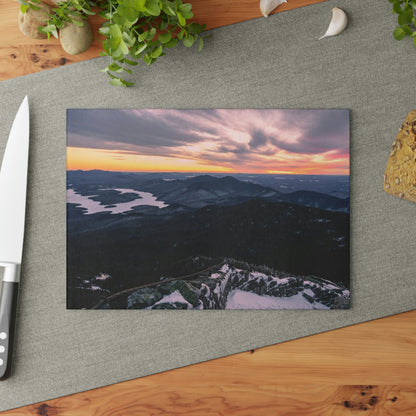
[123,262,350,310]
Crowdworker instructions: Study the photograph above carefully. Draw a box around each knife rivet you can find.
[0,359,3,366]
[0,346,4,353]
[0,333,6,340]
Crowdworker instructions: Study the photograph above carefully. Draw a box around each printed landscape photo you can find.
[66,109,350,309]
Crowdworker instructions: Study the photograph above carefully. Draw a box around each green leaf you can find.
[163,1,175,16]
[402,24,413,35]
[159,20,168,31]
[136,0,146,11]
[109,78,125,87]
[116,0,140,22]
[393,26,407,40]
[109,24,122,42]
[138,31,148,42]
[178,3,193,19]
[20,4,28,13]
[176,12,186,26]
[135,43,148,55]
[98,11,112,19]
[143,53,152,65]
[147,27,156,39]
[113,13,134,27]
[41,24,59,38]
[124,58,138,65]
[145,0,161,16]
[158,32,172,43]
[177,29,184,41]
[150,45,163,57]
[163,38,178,48]
[82,8,95,16]
[187,22,204,34]
[183,34,195,47]
[99,26,111,35]
[72,19,85,27]
[28,3,40,11]
[107,24,129,56]
[122,31,135,47]
[198,37,203,52]
[108,62,124,73]
[393,1,403,14]
[411,0,416,9]
[398,7,413,24]
[55,20,66,30]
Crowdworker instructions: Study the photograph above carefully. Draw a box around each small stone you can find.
[59,17,93,55]
[18,2,52,39]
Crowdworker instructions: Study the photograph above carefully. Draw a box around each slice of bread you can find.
[384,110,416,203]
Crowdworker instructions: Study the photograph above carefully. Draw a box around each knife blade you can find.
[0,96,30,381]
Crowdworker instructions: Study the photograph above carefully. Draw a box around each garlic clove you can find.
[319,7,348,40]
[260,0,287,18]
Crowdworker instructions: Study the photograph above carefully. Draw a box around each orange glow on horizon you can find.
[67,147,235,173]
[67,146,350,175]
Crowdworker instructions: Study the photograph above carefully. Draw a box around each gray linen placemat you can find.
[0,0,415,410]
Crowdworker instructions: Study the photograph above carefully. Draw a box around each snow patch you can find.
[209,273,221,279]
[151,290,192,309]
[226,290,329,310]
[67,188,168,215]
[95,273,111,281]
[220,264,230,273]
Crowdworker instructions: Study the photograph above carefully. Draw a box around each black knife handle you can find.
[0,281,19,381]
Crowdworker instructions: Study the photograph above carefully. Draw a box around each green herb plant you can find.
[390,0,416,48]
[19,0,207,86]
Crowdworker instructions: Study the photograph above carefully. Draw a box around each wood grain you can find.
[2,310,416,415]
[0,0,327,81]
[4,385,416,416]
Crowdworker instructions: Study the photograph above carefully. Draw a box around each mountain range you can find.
[67,170,349,213]
[67,170,350,309]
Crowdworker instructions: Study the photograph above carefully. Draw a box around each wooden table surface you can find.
[1,0,416,414]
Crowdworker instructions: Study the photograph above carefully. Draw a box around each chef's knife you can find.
[0,96,29,381]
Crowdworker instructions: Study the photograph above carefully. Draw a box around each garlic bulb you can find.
[260,0,287,18]
[319,7,348,40]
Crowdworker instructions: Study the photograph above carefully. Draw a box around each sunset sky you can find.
[67,109,349,175]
